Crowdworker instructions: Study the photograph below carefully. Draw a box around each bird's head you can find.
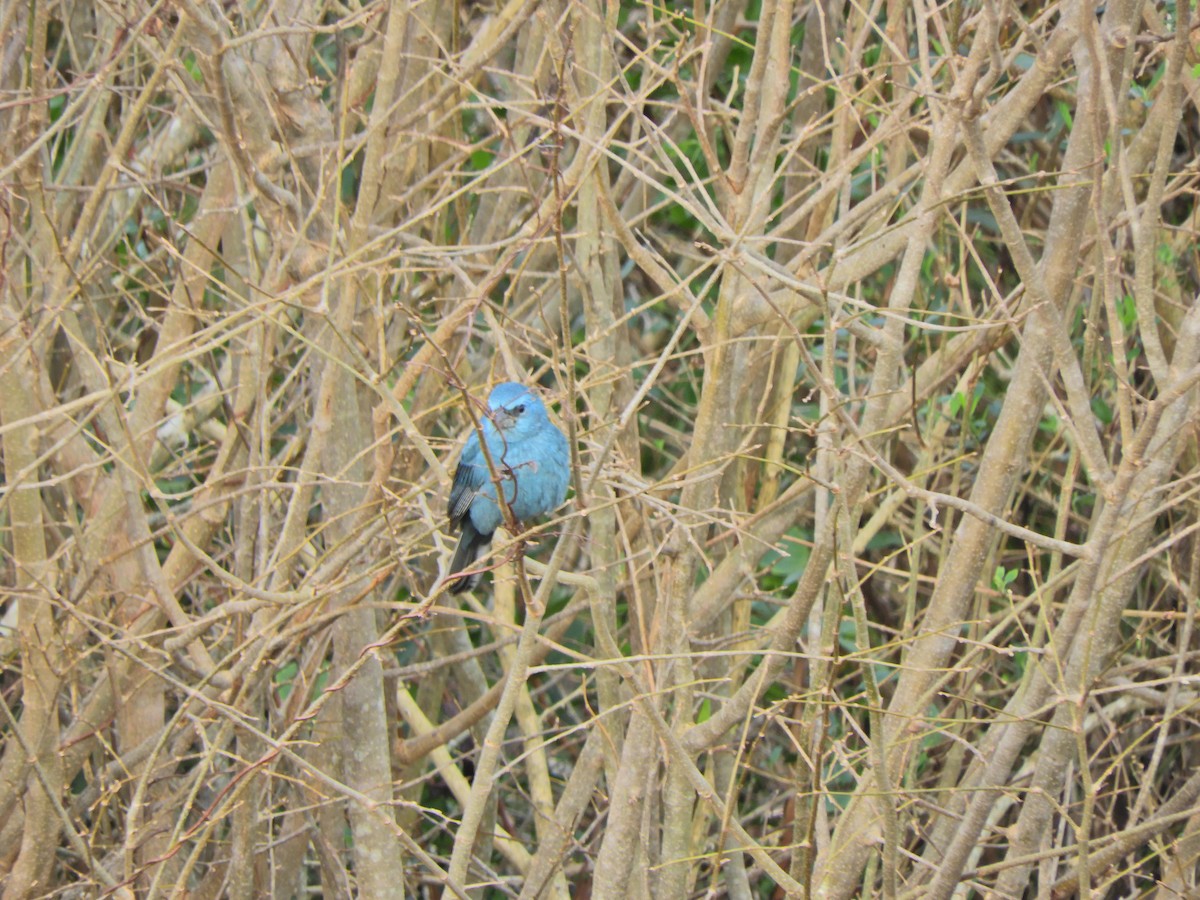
[484,382,549,440]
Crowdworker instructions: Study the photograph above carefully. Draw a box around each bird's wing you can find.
[448,433,487,528]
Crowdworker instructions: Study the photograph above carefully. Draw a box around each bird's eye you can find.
[513,404,526,415]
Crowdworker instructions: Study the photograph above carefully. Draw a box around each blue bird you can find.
[447,382,570,593]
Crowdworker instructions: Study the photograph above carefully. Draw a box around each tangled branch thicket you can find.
[1,0,1199,896]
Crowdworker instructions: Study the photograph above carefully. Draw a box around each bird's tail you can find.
[449,521,493,594]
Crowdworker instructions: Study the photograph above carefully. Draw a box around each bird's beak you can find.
[491,408,516,431]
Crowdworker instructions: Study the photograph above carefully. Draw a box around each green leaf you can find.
[183,51,204,84]
[1117,294,1137,331]
[274,660,299,700]
[1056,99,1074,129]
[948,391,964,417]
[992,565,1018,592]
[770,532,811,585]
